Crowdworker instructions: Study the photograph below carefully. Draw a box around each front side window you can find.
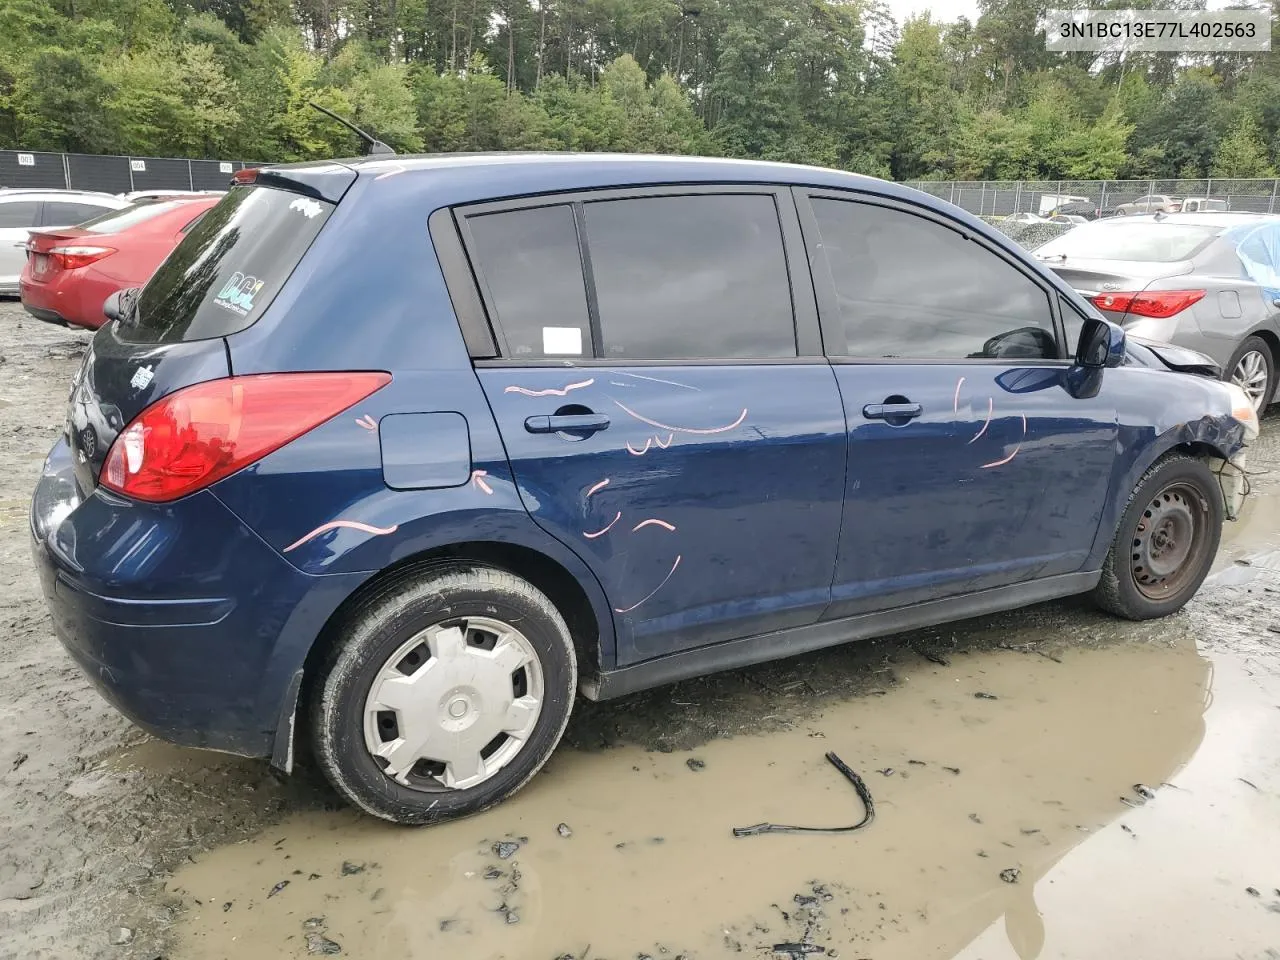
[466,204,591,359]
[811,198,1057,360]
[583,194,796,360]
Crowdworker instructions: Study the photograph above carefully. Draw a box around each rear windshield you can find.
[119,185,333,343]
[1035,221,1220,263]
[78,200,193,234]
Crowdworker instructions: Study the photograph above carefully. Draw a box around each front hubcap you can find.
[1231,350,1269,412]
[1130,483,1210,599]
[362,616,544,791]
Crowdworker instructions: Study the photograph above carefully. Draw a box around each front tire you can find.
[1092,455,1222,620]
[310,564,577,825]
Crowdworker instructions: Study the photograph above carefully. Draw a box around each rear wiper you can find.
[308,102,396,157]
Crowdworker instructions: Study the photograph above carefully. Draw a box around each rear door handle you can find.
[524,414,611,434]
[862,402,923,421]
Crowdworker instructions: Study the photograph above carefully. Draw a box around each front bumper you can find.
[30,438,366,758]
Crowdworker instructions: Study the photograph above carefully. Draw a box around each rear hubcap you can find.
[1231,350,1269,412]
[1130,483,1209,600]
[362,616,544,791]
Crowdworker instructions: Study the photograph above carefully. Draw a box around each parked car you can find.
[31,155,1258,825]
[1036,212,1280,412]
[1051,200,1100,220]
[1115,194,1182,215]
[1048,214,1088,225]
[1004,211,1050,224]
[0,190,129,295]
[19,195,221,329]
[1179,198,1229,213]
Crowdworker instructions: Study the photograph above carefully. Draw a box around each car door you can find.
[0,198,41,287]
[454,187,847,665]
[794,189,1120,617]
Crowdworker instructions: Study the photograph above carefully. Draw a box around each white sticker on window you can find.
[542,326,583,355]
[130,159,146,172]
[17,153,34,167]
[289,197,323,219]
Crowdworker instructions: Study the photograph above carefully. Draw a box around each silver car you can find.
[0,190,129,295]
[1035,213,1280,411]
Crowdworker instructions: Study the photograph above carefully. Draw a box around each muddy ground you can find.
[1,299,1278,960]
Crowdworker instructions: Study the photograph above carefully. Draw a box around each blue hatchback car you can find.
[31,154,1260,823]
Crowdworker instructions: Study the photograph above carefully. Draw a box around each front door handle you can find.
[862,402,923,421]
[525,413,611,434]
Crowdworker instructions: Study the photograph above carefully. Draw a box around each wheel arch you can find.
[274,539,611,772]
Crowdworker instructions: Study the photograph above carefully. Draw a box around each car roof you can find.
[0,189,126,203]
[1100,212,1277,228]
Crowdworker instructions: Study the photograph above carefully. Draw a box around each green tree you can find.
[1212,116,1276,179]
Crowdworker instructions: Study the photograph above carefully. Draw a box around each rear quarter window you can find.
[119,186,333,343]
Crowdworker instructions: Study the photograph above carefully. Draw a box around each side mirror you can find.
[1075,317,1125,369]
[102,291,122,322]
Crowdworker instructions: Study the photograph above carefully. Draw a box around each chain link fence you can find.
[0,149,254,194]
[905,178,1280,217]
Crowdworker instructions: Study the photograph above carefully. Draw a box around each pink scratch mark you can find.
[284,520,399,553]
[613,400,748,436]
[504,379,595,398]
[583,512,621,539]
[586,478,610,498]
[626,438,652,456]
[355,414,377,431]
[980,413,1028,469]
[632,518,676,533]
[968,398,993,444]
[614,555,682,614]
[653,433,674,449]
[953,377,965,414]
[471,470,494,495]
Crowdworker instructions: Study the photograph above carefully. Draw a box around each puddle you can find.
[169,635,1218,960]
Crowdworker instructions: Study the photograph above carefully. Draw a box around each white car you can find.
[0,190,130,295]
[1004,211,1051,224]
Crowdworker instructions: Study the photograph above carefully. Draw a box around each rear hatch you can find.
[24,227,90,285]
[64,170,351,498]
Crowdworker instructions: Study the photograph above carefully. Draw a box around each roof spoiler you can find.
[308,102,396,157]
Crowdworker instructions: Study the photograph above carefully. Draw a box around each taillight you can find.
[50,245,115,269]
[100,372,391,502]
[1089,289,1206,319]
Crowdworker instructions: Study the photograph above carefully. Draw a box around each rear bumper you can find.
[22,302,67,325]
[19,267,115,329]
[31,438,367,757]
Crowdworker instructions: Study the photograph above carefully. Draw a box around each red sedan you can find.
[19,195,220,329]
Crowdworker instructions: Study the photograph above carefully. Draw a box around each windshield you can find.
[77,200,194,234]
[1036,221,1220,262]
[121,185,333,343]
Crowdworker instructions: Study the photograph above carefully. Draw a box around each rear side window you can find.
[583,194,796,359]
[465,204,590,358]
[40,201,115,226]
[812,198,1057,360]
[0,200,38,228]
[121,186,333,343]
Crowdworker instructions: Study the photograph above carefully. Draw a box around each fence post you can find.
[1270,179,1278,215]
[1013,181,1021,213]
[187,159,194,191]
[61,153,70,189]
[1206,178,1213,198]
[128,158,135,192]
[950,182,956,205]
[981,182,987,216]
[1100,181,1108,212]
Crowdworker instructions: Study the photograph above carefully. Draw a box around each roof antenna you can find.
[308,101,396,157]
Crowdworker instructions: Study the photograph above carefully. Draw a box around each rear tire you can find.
[1092,454,1222,621]
[310,564,577,825]
[1225,335,1274,412]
